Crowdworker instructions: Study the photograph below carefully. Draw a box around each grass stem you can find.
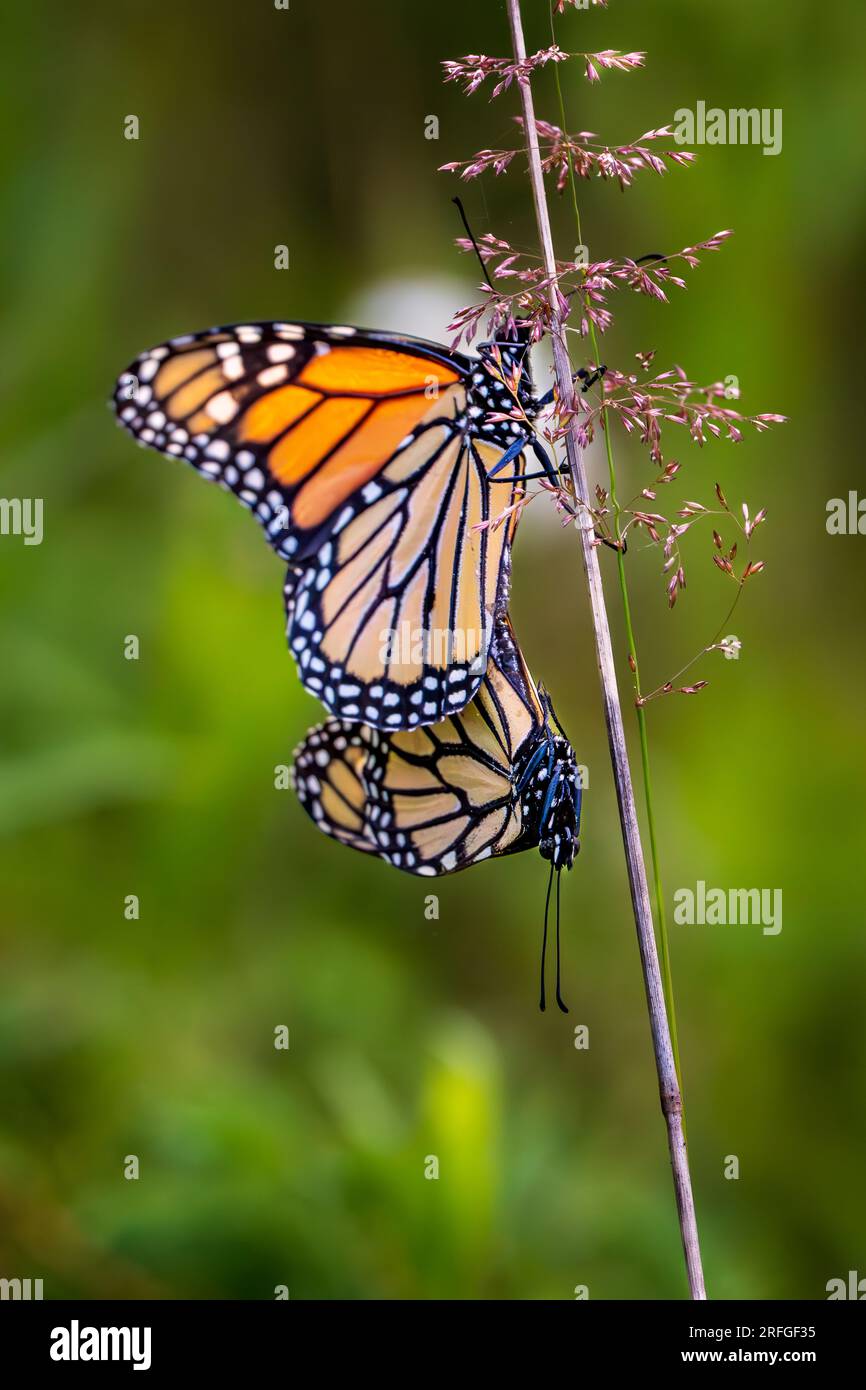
[506,0,706,1298]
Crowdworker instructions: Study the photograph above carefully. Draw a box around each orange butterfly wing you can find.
[113,322,528,729]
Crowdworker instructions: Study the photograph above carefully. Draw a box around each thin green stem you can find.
[549,12,685,1102]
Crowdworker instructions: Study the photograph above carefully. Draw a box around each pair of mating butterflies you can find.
[113,320,582,1005]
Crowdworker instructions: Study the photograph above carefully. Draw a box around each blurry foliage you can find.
[0,0,865,1299]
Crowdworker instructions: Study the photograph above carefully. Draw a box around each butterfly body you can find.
[516,730,581,873]
[114,321,538,731]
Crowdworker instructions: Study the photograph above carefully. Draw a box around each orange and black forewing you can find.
[113,321,527,729]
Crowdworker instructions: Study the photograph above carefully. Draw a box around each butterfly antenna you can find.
[452,196,494,291]
[540,859,555,1012]
[555,868,568,1013]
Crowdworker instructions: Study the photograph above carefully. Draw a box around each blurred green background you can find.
[1,0,864,1300]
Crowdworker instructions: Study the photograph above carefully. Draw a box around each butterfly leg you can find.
[576,364,607,393]
[534,364,607,409]
[487,434,565,486]
[486,435,529,478]
[595,531,628,554]
[530,435,563,485]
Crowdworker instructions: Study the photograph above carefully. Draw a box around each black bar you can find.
[0,1298,861,1374]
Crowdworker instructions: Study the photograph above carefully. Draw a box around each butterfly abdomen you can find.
[517,733,582,871]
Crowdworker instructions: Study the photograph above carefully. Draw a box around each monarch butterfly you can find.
[291,617,581,1010]
[113,320,554,732]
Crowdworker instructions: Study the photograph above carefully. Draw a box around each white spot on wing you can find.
[206,391,238,424]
